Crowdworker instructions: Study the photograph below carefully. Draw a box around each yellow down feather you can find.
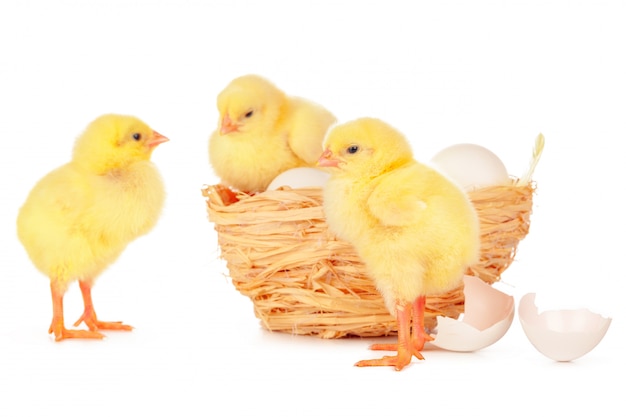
[209,74,336,192]
[321,118,480,314]
[17,114,167,292]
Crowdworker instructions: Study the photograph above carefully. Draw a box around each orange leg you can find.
[356,296,433,370]
[73,280,133,332]
[48,282,105,341]
[411,295,434,350]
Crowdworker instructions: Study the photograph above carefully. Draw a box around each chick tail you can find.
[72,280,133,332]
[48,282,105,341]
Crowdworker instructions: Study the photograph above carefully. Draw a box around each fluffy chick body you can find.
[209,74,336,192]
[320,117,480,369]
[17,114,167,340]
[17,158,164,291]
[324,161,479,313]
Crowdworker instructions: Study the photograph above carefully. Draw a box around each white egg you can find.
[430,275,515,352]
[518,293,612,362]
[267,167,330,191]
[430,143,509,191]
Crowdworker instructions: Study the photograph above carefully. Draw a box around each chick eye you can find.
[132,133,141,141]
[347,145,360,154]
[244,110,254,118]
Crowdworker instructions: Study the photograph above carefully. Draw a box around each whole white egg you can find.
[267,167,330,191]
[430,143,509,191]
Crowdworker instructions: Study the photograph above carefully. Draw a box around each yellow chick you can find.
[318,118,480,370]
[17,114,168,341]
[209,74,336,193]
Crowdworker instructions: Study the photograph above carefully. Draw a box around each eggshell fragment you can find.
[430,275,515,352]
[267,167,330,191]
[430,143,509,191]
[518,293,612,362]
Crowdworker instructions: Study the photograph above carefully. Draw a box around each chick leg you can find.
[72,280,133,332]
[48,282,105,341]
[369,296,433,352]
[411,295,434,350]
[355,301,419,371]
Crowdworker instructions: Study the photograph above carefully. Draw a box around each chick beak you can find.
[220,114,239,135]
[317,148,339,167]
[147,131,169,148]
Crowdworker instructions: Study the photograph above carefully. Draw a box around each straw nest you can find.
[203,135,543,339]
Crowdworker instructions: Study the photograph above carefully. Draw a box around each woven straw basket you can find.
[203,135,543,339]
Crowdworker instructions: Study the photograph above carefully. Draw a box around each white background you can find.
[1,1,624,416]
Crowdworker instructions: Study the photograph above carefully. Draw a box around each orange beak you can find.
[147,131,169,148]
[317,148,339,167]
[220,114,239,135]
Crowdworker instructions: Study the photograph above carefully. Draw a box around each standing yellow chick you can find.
[318,118,480,370]
[17,114,168,341]
[209,74,336,193]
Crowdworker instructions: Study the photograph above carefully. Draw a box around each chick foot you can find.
[355,297,431,371]
[49,319,105,342]
[74,280,133,332]
[213,184,240,206]
[356,337,429,369]
[49,283,105,341]
[73,311,133,332]
[355,346,420,370]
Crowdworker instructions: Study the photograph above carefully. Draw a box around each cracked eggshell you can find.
[518,293,612,362]
[430,275,515,352]
[430,143,509,191]
[267,167,330,191]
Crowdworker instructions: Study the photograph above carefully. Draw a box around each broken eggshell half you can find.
[518,293,612,362]
[430,275,515,352]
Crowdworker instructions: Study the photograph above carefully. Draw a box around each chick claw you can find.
[356,338,431,370]
[73,281,133,332]
[48,321,105,342]
[356,297,433,370]
[73,311,133,332]
[355,350,417,371]
[368,344,426,360]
